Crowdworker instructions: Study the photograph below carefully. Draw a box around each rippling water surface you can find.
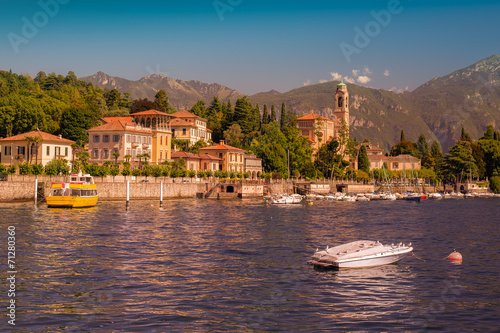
[1,198,499,332]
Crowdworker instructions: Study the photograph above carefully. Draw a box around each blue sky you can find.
[1,0,499,95]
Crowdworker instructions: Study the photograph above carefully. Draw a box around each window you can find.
[103,135,110,143]
[17,146,25,155]
[4,146,11,156]
[46,146,50,156]
[132,135,137,143]
[160,151,163,160]
[172,129,176,137]
[55,147,61,156]
[219,153,222,158]
[126,135,131,143]
[148,137,152,144]
[65,147,68,156]
[160,136,163,145]
[182,128,186,135]
[132,149,136,157]
[204,162,207,170]
[126,148,131,156]
[113,134,120,142]
[190,163,194,170]
[112,148,119,156]
[93,149,99,158]
[93,135,100,143]
[103,149,109,159]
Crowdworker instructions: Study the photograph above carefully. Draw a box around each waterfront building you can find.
[87,119,153,167]
[296,81,350,155]
[0,130,74,166]
[96,110,173,165]
[244,154,263,179]
[171,151,202,171]
[170,110,212,145]
[199,140,246,172]
[128,110,173,163]
[200,153,221,172]
[296,114,335,153]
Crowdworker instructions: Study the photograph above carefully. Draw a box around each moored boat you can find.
[308,240,413,269]
[268,193,304,205]
[46,174,99,208]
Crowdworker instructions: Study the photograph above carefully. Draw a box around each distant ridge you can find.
[80,72,244,110]
[81,55,500,151]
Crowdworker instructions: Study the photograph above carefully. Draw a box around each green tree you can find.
[154,90,172,113]
[206,96,224,143]
[60,106,98,143]
[223,124,243,147]
[460,127,472,141]
[358,145,370,173]
[400,129,406,142]
[445,141,478,181]
[262,104,269,125]
[280,102,287,130]
[190,100,206,118]
[490,176,500,193]
[112,151,120,165]
[270,105,277,123]
[233,96,256,134]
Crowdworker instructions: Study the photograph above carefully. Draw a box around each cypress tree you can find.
[400,129,406,142]
[262,104,269,125]
[358,145,370,173]
[280,102,287,130]
[270,105,277,123]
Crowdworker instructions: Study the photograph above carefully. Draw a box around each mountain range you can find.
[80,55,500,152]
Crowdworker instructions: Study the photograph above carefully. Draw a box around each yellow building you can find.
[199,140,246,172]
[130,110,173,163]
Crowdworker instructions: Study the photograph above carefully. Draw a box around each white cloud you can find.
[352,69,360,77]
[330,72,342,81]
[303,79,311,86]
[357,76,371,84]
[384,70,390,77]
[363,66,372,75]
[319,79,328,84]
[344,76,355,84]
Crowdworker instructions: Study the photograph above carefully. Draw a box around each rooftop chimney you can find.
[220,140,225,145]
[59,134,62,139]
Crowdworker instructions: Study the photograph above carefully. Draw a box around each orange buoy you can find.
[447,250,463,262]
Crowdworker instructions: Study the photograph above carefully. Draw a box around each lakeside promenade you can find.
[0,174,455,202]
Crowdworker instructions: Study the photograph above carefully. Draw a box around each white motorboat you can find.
[268,193,304,204]
[342,195,356,202]
[308,240,413,269]
[356,195,370,202]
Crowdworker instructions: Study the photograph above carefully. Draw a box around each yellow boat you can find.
[46,174,99,208]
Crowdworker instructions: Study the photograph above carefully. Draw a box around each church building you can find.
[296,82,350,154]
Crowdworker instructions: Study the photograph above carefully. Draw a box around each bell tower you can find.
[334,81,349,138]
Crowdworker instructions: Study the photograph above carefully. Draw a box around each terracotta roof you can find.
[387,154,420,162]
[170,118,197,128]
[0,130,75,144]
[171,151,201,160]
[200,153,221,161]
[199,142,246,152]
[356,142,384,152]
[101,116,134,124]
[297,113,332,121]
[131,110,171,116]
[87,120,151,134]
[171,110,207,122]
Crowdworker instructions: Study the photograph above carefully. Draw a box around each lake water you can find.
[1,198,500,332]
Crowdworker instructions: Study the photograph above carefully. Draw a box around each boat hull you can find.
[309,240,413,269]
[46,195,99,208]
